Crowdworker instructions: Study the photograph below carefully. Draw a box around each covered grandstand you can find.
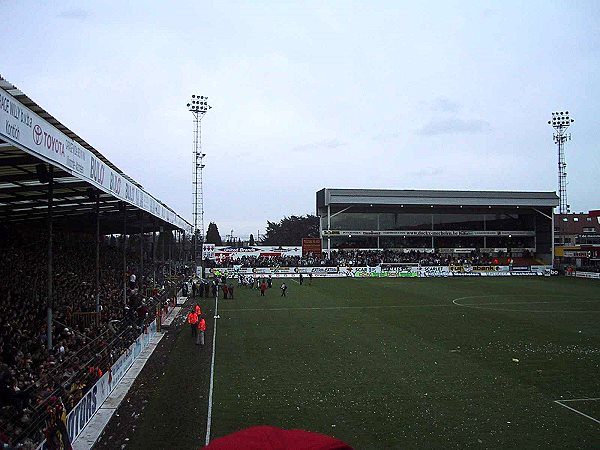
[316,188,559,264]
[0,75,192,447]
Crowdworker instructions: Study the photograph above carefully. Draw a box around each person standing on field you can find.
[260,281,267,296]
[280,283,288,297]
[187,308,198,338]
[197,315,206,346]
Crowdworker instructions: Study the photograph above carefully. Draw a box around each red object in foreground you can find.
[203,426,353,450]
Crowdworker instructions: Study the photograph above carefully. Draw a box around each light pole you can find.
[548,111,574,214]
[187,94,211,275]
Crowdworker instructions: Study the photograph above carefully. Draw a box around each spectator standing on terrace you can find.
[129,272,137,289]
[280,283,288,297]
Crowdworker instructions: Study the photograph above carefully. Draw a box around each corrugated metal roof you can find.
[0,75,191,233]
[317,188,559,209]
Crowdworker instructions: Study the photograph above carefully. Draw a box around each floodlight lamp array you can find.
[187,95,212,113]
[548,111,574,128]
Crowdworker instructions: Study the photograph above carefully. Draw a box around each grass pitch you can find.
[128,277,600,449]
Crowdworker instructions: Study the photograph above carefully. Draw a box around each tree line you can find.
[205,214,319,246]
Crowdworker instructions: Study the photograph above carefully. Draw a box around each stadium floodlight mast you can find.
[548,111,574,214]
[187,94,212,273]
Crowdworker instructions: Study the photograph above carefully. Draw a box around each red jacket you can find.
[188,312,198,324]
[198,318,206,331]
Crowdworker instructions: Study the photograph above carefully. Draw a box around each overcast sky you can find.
[1,1,598,238]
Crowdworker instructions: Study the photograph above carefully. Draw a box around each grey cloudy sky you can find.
[1,1,598,237]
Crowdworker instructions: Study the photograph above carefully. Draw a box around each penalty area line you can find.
[554,399,600,425]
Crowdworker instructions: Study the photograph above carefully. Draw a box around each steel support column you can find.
[46,166,54,351]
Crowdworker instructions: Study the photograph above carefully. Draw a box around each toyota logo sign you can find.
[33,124,43,145]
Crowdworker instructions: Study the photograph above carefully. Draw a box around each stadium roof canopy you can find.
[0,75,192,235]
[317,188,559,210]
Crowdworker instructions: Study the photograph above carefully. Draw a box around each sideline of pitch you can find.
[72,301,186,450]
[71,331,166,449]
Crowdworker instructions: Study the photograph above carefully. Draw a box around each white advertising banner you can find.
[322,230,535,237]
[210,265,553,279]
[0,87,191,233]
[36,321,157,449]
[575,271,600,280]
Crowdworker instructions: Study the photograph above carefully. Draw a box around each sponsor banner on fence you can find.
[575,271,600,279]
[510,271,544,276]
[449,265,500,272]
[212,265,554,278]
[481,272,512,277]
[37,321,157,449]
[418,266,451,277]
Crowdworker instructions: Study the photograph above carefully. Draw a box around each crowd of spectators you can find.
[0,229,169,448]
[208,248,527,269]
[0,227,541,447]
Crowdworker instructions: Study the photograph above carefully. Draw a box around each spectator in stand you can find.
[0,230,171,447]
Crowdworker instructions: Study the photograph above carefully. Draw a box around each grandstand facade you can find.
[316,188,559,264]
[0,75,192,447]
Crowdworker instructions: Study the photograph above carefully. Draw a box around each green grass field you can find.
[126,277,600,449]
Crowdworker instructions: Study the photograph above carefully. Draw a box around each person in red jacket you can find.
[187,309,198,338]
[196,315,207,346]
[260,281,267,297]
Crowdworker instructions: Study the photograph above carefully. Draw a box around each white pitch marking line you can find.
[221,303,453,312]
[205,292,219,446]
[554,400,600,425]
[451,295,600,313]
[558,397,600,402]
[453,299,599,306]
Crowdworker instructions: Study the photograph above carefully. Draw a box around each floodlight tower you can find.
[548,111,574,214]
[187,94,212,269]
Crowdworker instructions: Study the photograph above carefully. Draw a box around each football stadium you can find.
[1,74,599,450]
